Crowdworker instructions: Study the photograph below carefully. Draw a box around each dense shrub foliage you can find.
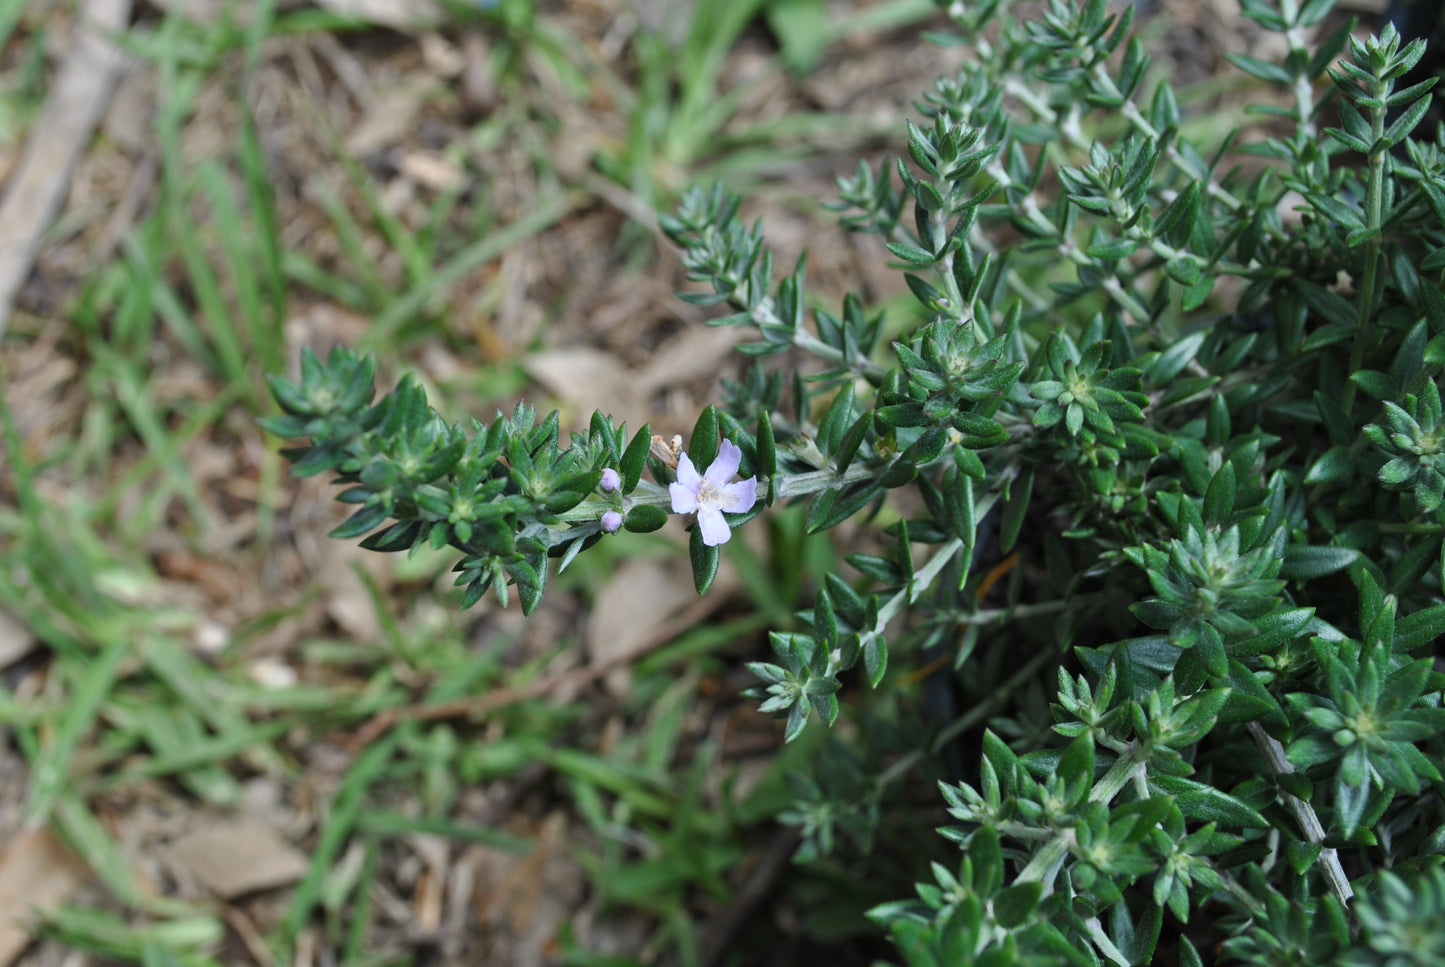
[266,0,1445,960]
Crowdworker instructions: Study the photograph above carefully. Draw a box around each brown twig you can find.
[219,905,276,967]
[346,589,738,750]
[701,827,802,967]
[0,0,132,338]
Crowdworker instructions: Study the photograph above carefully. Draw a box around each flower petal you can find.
[697,506,732,546]
[670,481,699,514]
[703,439,743,489]
[718,476,758,513]
[675,451,703,490]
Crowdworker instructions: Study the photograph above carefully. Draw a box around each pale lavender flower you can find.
[669,439,758,546]
[601,510,623,533]
[599,468,621,492]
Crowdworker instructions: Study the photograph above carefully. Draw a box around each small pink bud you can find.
[601,510,623,533]
[600,468,621,492]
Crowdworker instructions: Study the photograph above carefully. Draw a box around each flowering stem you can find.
[1082,917,1132,967]
[1016,831,1072,888]
[740,294,889,382]
[1343,78,1390,421]
[553,458,897,533]
[987,165,1153,324]
[1090,747,1146,804]
[770,460,892,500]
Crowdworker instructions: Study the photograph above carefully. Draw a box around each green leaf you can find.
[1302,321,1357,352]
[1222,658,1287,728]
[1000,466,1034,555]
[1280,545,1359,580]
[1203,460,1236,526]
[1389,536,1441,595]
[1384,93,1432,146]
[756,411,777,493]
[330,501,390,539]
[1058,733,1095,805]
[865,634,888,688]
[1156,182,1201,248]
[993,882,1042,929]
[1423,283,1445,337]
[835,412,872,474]
[1294,278,1357,328]
[954,447,986,479]
[817,383,856,454]
[764,0,829,73]
[1149,776,1268,827]
[806,481,881,533]
[1304,445,1353,484]
[1396,604,1445,651]
[1165,255,1202,286]
[885,241,937,265]
[1225,52,1291,84]
[1314,390,1354,446]
[1426,332,1445,366]
[1088,237,1139,261]
[690,406,720,471]
[619,423,651,493]
[1285,839,1322,875]
[689,526,721,595]
[1196,623,1228,678]
[1119,900,1163,966]
[905,273,948,310]
[784,700,810,742]
[1303,191,1364,229]
[624,504,667,533]
[1335,770,1370,837]
[1148,331,1206,385]
[901,427,948,466]
[1350,369,1397,401]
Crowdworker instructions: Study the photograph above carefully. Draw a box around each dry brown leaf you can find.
[319,538,394,642]
[470,811,584,967]
[636,325,746,394]
[283,303,374,375]
[398,152,466,192]
[586,558,703,697]
[0,610,37,670]
[523,347,646,427]
[0,827,92,966]
[344,86,432,156]
[166,818,309,899]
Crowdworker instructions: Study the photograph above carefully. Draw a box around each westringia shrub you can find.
[263,0,1445,961]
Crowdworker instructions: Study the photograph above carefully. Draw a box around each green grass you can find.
[0,0,938,963]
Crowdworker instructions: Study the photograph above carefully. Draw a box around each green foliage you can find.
[265,0,1445,961]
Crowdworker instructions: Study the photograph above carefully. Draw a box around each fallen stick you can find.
[344,588,741,750]
[0,0,132,340]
